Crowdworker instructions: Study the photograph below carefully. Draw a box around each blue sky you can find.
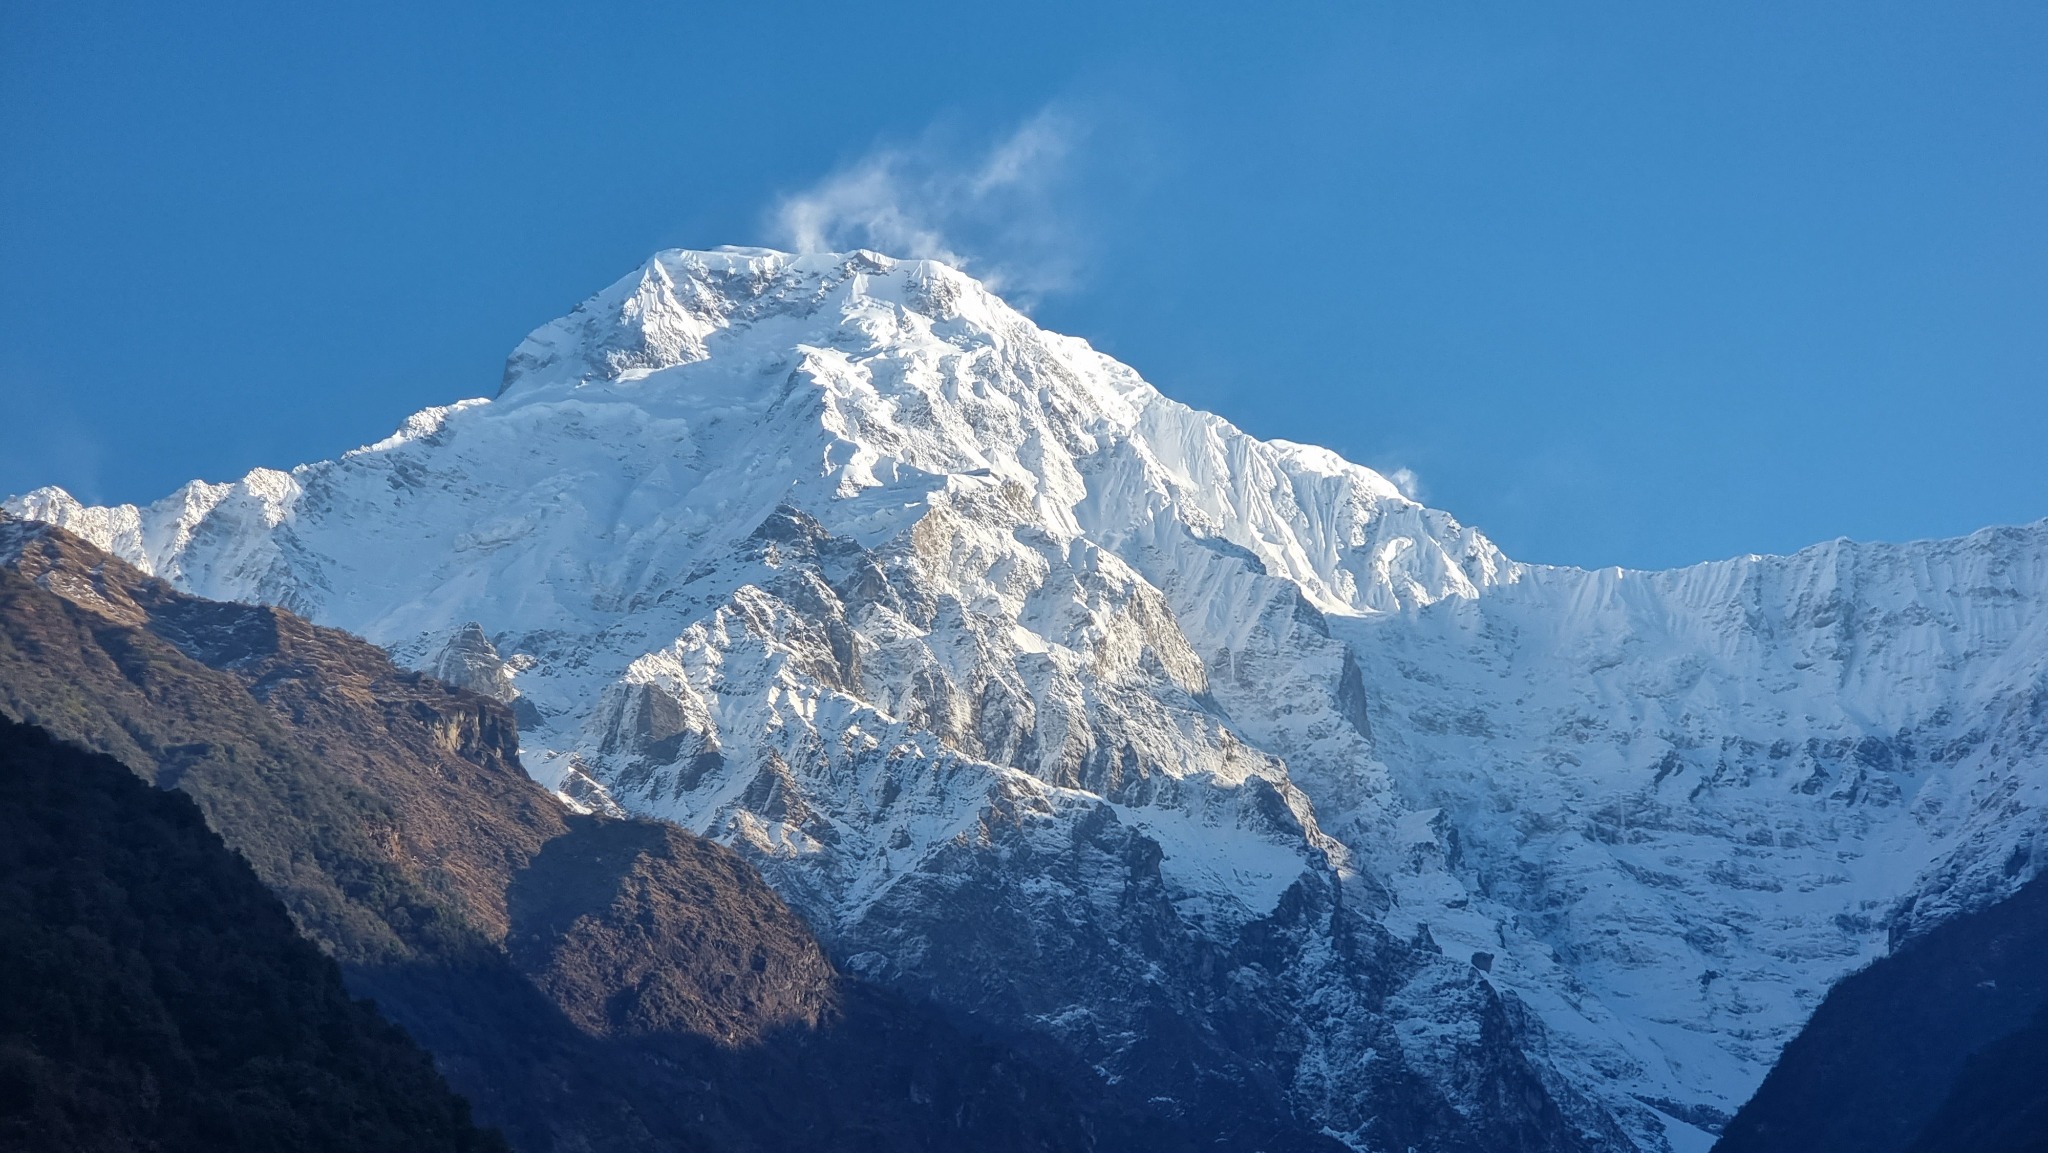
[3,1,2043,570]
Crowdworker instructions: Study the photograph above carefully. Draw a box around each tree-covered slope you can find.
[1715,873,2048,1153]
[0,716,504,1153]
[1902,1001,2048,1153]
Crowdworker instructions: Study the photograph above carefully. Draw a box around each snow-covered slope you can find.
[15,248,2047,1152]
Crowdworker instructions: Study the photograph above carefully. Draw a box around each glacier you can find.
[15,247,2048,1152]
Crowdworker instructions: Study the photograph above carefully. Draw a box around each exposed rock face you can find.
[0,516,1196,1153]
[13,248,2048,1151]
[433,621,520,700]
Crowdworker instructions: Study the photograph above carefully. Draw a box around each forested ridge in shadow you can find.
[0,717,505,1152]
[1716,871,2048,1153]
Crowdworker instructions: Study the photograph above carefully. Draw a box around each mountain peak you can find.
[8,246,1479,619]
[497,247,1018,400]
[23,248,2043,1152]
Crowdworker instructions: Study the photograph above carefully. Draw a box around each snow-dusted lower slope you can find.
[15,248,2047,1152]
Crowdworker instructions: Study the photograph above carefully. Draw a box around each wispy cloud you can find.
[768,109,1084,301]
[1386,466,1424,502]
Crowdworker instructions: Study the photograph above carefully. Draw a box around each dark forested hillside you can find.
[0,716,504,1153]
[1902,1000,2048,1153]
[1715,872,2048,1153]
[0,514,1192,1153]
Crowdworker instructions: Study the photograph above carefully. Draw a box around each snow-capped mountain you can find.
[16,248,2048,1152]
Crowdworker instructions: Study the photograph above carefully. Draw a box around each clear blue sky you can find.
[4,1,2043,570]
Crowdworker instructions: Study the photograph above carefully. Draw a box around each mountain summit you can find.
[15,248,2048,1152]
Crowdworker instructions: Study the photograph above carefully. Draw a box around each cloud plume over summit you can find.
[768,110,1082,301]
